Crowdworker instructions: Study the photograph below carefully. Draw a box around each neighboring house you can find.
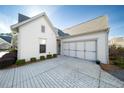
[0,35,12,50]
[11,13,109,64]
[109,37,124,47]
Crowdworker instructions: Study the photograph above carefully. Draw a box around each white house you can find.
[11,13,109,64]
[0,35,12,50]
[109,37,124,47]
[11,13,57,61]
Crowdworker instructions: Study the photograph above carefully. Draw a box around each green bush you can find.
[53,54,57,58]
[46,54,52,59]
[96,60,101,65]
[16,59,25,65]
[112,57,124,68]
[9,48,17,53]
[30,57,37,62]
[40,56,45,60]
[0,58,15,69]
[109,57,116,60]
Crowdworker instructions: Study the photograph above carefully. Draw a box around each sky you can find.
[0,5,124,39]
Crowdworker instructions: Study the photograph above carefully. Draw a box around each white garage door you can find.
[76,42,85,59]
[85,41,96,61]
[63,43,69,56]
[62,40,97,61]
[69,42,76,57]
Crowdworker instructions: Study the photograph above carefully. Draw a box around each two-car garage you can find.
[61,31,109,64]
[62,40,97,61]
[61,16,109,64]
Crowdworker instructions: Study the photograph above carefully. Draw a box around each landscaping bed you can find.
[100,64,122,72]
[0,53,58,69]
[100,63,124,82]
[100,45,124,81]
[109,45,124,68]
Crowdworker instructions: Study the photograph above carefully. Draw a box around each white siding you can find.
[18,16,57,61]
[61,31,109,64]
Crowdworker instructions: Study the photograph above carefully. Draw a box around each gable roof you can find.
[11,12,46,30]
[54,28,69,37]
[63,15,109,35]
[18,13,30,23]
[0,35,12,43]
[11,12,58,37]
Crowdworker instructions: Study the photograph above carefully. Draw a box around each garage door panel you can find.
[63,50,69,56]
[77,42,84,50]
[62,40,96,61]
[85,41,96,51]
[77,51,85,59]
[85,52,96,61]
[63,43,69,50]
[70,43,76,50]
[70,50,76,57]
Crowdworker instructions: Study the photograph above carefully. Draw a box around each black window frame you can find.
[39,44,46,53]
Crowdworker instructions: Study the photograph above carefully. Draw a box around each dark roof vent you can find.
[18,13,30,23]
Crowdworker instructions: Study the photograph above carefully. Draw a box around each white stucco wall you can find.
[61,31,109,64]
[18,16,57,61]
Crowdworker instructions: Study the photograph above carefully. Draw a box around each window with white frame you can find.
[39,39,46,53]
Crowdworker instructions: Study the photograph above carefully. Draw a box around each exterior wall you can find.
[64,16,108,35]
[18,16,57,61]
[61,31,109,64]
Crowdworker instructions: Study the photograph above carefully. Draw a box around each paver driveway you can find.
[0,56,124,88]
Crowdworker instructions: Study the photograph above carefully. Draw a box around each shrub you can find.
[53,54,57,58]
[30,57,37,62]
[109,45,124,58]
[46,54,52,59]
[113,56,124,65]
[40,56,45,60]
[9,48,17,53]
[2,52,17,64]
[16,59,25,65]
[96,60,101,65]
[109,45,124,65]
[0,58,15,69]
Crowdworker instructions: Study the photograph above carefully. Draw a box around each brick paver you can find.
[0,56,124,88]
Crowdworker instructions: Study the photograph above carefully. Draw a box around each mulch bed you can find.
[100,64,122,72]
[100,64,124,82]
[0,60,43,69]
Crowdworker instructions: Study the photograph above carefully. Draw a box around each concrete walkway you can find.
[0,56,124,88]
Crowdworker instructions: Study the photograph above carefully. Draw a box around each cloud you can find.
[0,13,16,33]
[22,5,61,17]
[0,5,61,33]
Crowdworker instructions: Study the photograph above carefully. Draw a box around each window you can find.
[41,25,45,33]
[39,39,46,53]
[40,44,46,53]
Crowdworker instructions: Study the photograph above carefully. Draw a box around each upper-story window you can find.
[41,25,45,33]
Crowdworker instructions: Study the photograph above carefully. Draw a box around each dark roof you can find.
[57,29,69,37]
[0,35,12,43]
[18,13,30,23]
